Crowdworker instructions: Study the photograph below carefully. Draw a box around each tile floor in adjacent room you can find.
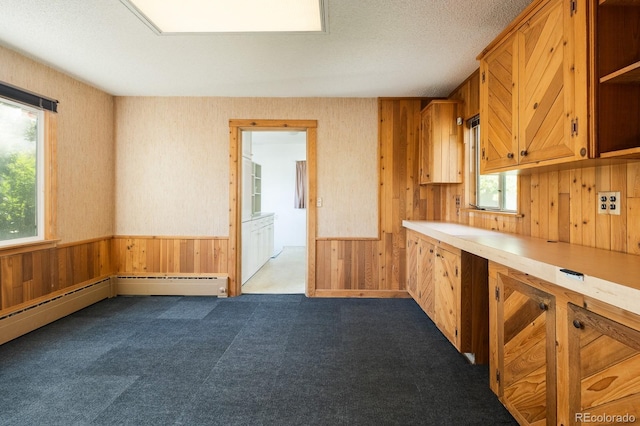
[242,246,306,294]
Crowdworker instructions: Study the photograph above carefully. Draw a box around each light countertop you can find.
[403,221,640,316]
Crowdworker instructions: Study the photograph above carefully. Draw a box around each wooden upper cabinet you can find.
[480,33,518,172]
[419,100,463,184]
[479,0,588,173]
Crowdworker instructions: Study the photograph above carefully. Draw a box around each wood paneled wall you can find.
[444,70,640,256]
[113,237,228,275]
[0,238,112,312]
[313,99,439,297]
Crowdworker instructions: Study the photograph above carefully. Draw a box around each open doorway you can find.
[228,119,317,297]
[241,130,307,293]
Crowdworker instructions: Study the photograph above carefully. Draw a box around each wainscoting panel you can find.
[113,237,229,275]
[0,238,113,311]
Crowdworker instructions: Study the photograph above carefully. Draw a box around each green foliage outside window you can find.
[0,100,38,242]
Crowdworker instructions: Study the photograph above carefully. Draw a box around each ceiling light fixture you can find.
[121,0,327,35]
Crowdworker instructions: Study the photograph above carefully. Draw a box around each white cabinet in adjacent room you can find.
[241,213,274,284]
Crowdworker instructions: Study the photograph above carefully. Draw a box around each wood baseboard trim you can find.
[0,278,113,346]
[313,290,411,298]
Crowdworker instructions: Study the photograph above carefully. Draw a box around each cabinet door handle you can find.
[507,153,514,159]
[520,150,528,157]
[539,302,548,311]
[573,320,583,329]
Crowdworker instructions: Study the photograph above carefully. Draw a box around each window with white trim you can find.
[471,117,518,212]
[0,98,45,246]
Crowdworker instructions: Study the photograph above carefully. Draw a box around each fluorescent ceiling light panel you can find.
[122,0,325,34]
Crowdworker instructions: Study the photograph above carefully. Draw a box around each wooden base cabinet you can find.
[434,245,461,348]
[406,231,435,319]
[406,230,488,363]
[568,303,640,425]
[490,262,640,425]
[493,270,557,425]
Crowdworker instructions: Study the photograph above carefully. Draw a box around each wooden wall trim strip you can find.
[113,235,228,241]
[44,111,57,241]
[314,290,410,298]
[0,240,59,257]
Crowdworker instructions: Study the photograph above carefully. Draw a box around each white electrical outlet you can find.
[597,191,621,215]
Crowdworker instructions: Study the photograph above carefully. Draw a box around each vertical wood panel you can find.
[112,237,229,275]
[0,238,113,312]
[581,167,597,248]
[595,165,612,250]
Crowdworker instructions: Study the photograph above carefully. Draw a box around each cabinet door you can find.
[480,33,519,173]
[406,233,418,300]
[568,304,640,424]
[419,105,433,184]
[497,273,556,426]
[435,247,460,348]
[517,0,585,164]
[419,101,463,184]
[417,238,435,319]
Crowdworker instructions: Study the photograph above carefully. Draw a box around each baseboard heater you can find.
[115,274,228,298]
[0,277,113,346]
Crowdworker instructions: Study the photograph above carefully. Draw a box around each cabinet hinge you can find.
[570,0,577,16]
[495,286,500,301]
[496,369,501,383]
[455,328,458,337]
[455,266,458,277]
[571,118,579,136]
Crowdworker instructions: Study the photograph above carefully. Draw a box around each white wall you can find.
[251,132,306,251]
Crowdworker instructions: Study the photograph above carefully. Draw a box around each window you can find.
[470,116,518,212]
[0,98,45,246]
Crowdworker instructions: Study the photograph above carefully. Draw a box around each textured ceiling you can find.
[0,0,532,97]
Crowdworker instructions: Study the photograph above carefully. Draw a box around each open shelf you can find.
[595,0,640,156]
[599,0,640,5]
[600,61,640,84]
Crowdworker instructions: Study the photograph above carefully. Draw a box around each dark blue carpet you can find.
[0,295,516,425]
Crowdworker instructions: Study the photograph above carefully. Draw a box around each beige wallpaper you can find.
[0,46,115,244]
[114,97,378,238]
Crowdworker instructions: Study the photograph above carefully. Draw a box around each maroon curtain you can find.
[295,161,307,209]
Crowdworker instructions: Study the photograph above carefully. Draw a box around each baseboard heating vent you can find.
[0,277,113,346]
[116,275,228,298]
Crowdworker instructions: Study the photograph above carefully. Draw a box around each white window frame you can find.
[471,117,518,212]
[0,98,46,248]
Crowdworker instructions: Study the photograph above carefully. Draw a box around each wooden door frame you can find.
[228,119,317,297]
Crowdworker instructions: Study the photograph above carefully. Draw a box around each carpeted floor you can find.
[0,295,516,425]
